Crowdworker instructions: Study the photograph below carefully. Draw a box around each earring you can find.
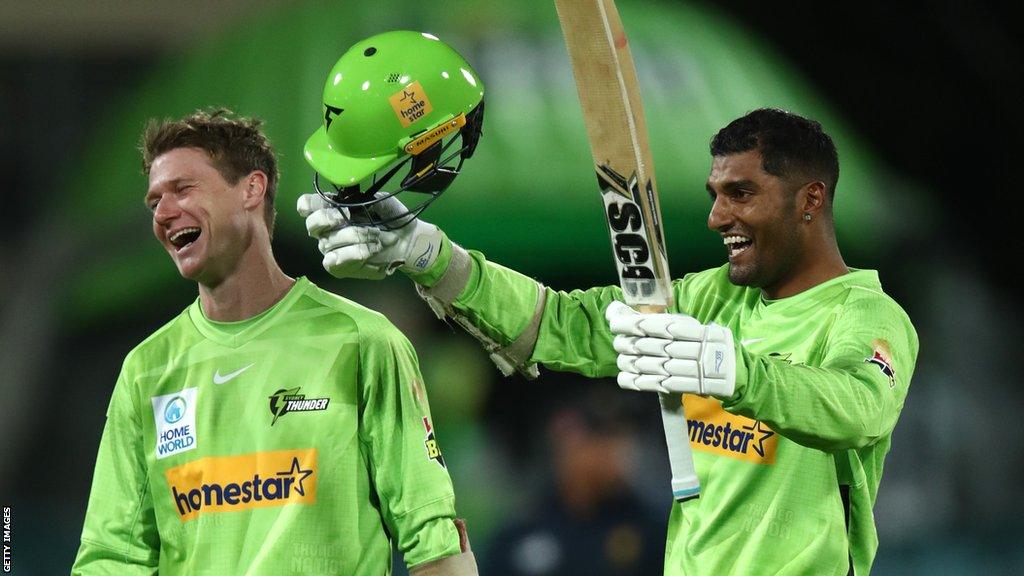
[803,213,812,221]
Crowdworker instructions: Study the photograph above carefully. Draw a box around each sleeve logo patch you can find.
[389,81,433,127]
[410,377,426,406]
[422,417,445,468]
[152,387,198,459]
[865,339,896,388]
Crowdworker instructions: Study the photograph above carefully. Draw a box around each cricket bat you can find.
[554,0,700,501]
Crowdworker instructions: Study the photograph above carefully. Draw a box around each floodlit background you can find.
[1,0,1021,574]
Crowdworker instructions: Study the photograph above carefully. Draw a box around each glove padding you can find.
[296,193,443,279]
[605,301,736,398]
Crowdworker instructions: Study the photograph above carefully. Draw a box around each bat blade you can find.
[555,0,699,501]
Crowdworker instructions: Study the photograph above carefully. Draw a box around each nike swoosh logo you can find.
[741,338,764,347]
[213,363,254,385]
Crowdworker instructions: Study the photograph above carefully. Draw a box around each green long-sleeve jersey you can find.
[72,277,462,575]
[415,239,917,576]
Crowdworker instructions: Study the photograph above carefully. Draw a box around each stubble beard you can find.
[727,259,758,287]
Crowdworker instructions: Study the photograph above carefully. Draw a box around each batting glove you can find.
[297,193,444,280]
[605,301,736,398]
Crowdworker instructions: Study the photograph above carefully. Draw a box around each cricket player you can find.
[298,108,918,575]
[71,108,477,575]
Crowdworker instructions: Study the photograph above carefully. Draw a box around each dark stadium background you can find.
[1,1,1020,574]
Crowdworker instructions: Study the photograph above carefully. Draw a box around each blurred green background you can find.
[58,0,912,326]
[1,0,1021,574]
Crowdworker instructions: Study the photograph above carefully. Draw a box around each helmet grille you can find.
[386,73,402,83]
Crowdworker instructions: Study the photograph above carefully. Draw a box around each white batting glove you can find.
[296,193,444,280]
[605,301,736,398]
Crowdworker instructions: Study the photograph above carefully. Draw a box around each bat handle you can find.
[660,392,700,501]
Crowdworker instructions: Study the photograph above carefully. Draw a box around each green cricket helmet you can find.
[305,30,485,228]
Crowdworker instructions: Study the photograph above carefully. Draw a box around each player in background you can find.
[298,108,918,575]
[71,107,477,575]
[483,388,667,575]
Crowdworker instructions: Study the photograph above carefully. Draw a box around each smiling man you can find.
[298,108,918,575]
[71,109,477,575]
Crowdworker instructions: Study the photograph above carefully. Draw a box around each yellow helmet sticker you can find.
[389,81,434,127]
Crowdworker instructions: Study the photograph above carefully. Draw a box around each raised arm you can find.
[298,194,625,380]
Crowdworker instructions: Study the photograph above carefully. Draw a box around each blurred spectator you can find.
[483,389,666,575]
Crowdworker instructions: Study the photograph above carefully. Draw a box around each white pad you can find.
[612,334,638,355]
[607,301,707,343]
[606,302,644,336]
[661,375,704,393]
[617,372,666,392]
[616,354,638,374]
[664,359,700,378]
[633,355,670,376]
[635,314,675,338]
[641,314,704,341]
[664,341,703,360]
[633,336,672,357]
[616,371,642,391]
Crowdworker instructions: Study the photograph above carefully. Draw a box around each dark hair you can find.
[141,108,279,237]
[710,108,839,201]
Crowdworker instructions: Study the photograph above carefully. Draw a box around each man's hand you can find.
[297,193,444,279]
[605,301,736,398]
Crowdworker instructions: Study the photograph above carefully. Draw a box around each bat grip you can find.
[660,392,700,501]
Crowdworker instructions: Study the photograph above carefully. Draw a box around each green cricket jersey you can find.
[72,277,462,575]
[415,238,917,575]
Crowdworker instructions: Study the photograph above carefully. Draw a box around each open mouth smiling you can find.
[724,235,752,258]
[168,227,201,251]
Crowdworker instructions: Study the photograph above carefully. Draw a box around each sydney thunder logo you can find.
[268,388,330,426]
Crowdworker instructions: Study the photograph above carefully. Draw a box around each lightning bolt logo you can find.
[324,105,344,130]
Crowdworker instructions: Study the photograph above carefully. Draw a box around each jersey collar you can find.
[188,277,310,347]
